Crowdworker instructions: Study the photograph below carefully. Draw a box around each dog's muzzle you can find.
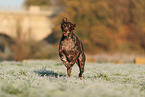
[63,31,70,36]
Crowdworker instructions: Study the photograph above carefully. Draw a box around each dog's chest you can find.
[62,38,75,50]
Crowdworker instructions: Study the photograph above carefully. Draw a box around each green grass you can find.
[0,60,145,97]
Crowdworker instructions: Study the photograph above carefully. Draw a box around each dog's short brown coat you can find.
[59,18,85,79]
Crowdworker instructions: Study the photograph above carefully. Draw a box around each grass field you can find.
[0,60,145,97]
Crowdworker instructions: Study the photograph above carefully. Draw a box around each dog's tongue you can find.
[64,33,68,36]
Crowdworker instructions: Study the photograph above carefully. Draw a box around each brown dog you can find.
[59,17,85,79]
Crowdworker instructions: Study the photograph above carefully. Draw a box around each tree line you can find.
[24,0,145,54]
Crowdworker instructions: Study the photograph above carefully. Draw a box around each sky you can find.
[0,0,24,10]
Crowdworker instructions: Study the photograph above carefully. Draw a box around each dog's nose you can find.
[64,27,68,31]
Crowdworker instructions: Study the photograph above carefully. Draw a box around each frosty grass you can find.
[0,60,145,97]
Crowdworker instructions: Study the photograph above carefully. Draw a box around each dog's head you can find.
[61,17,76,36]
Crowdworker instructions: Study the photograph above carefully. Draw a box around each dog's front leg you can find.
[69,52,80,65]
[59,50,71,68]
[59,50,73,77]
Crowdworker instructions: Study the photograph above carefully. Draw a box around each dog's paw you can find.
[65,62,71,68]
[79,77,82,80]
[67,65,71,69]
[69,62,73,65]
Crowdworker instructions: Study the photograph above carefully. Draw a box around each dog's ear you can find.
[73,23,76,27]
[73,23,76,30]
[62,17,67,23]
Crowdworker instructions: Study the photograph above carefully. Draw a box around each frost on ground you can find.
[0,60,145,97]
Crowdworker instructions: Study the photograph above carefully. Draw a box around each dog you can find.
[59,17,86,79]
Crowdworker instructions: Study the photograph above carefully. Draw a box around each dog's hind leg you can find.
[76,53,85,79]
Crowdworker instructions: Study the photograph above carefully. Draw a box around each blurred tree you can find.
[127,0,145,50]
[24,0,51,7]
[52,0,112,53]
[52,0,145,53]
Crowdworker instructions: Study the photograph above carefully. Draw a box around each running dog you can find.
[59,17,85,79]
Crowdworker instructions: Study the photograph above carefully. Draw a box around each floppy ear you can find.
[62,17,67,23]
[73,23,76,30]
[73,23,76,27]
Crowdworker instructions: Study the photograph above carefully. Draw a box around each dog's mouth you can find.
[64,33,68,36]
[63,31,70,36]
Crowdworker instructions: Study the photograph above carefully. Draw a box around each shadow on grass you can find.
[34,70,111,80]
[34,69,66,78]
